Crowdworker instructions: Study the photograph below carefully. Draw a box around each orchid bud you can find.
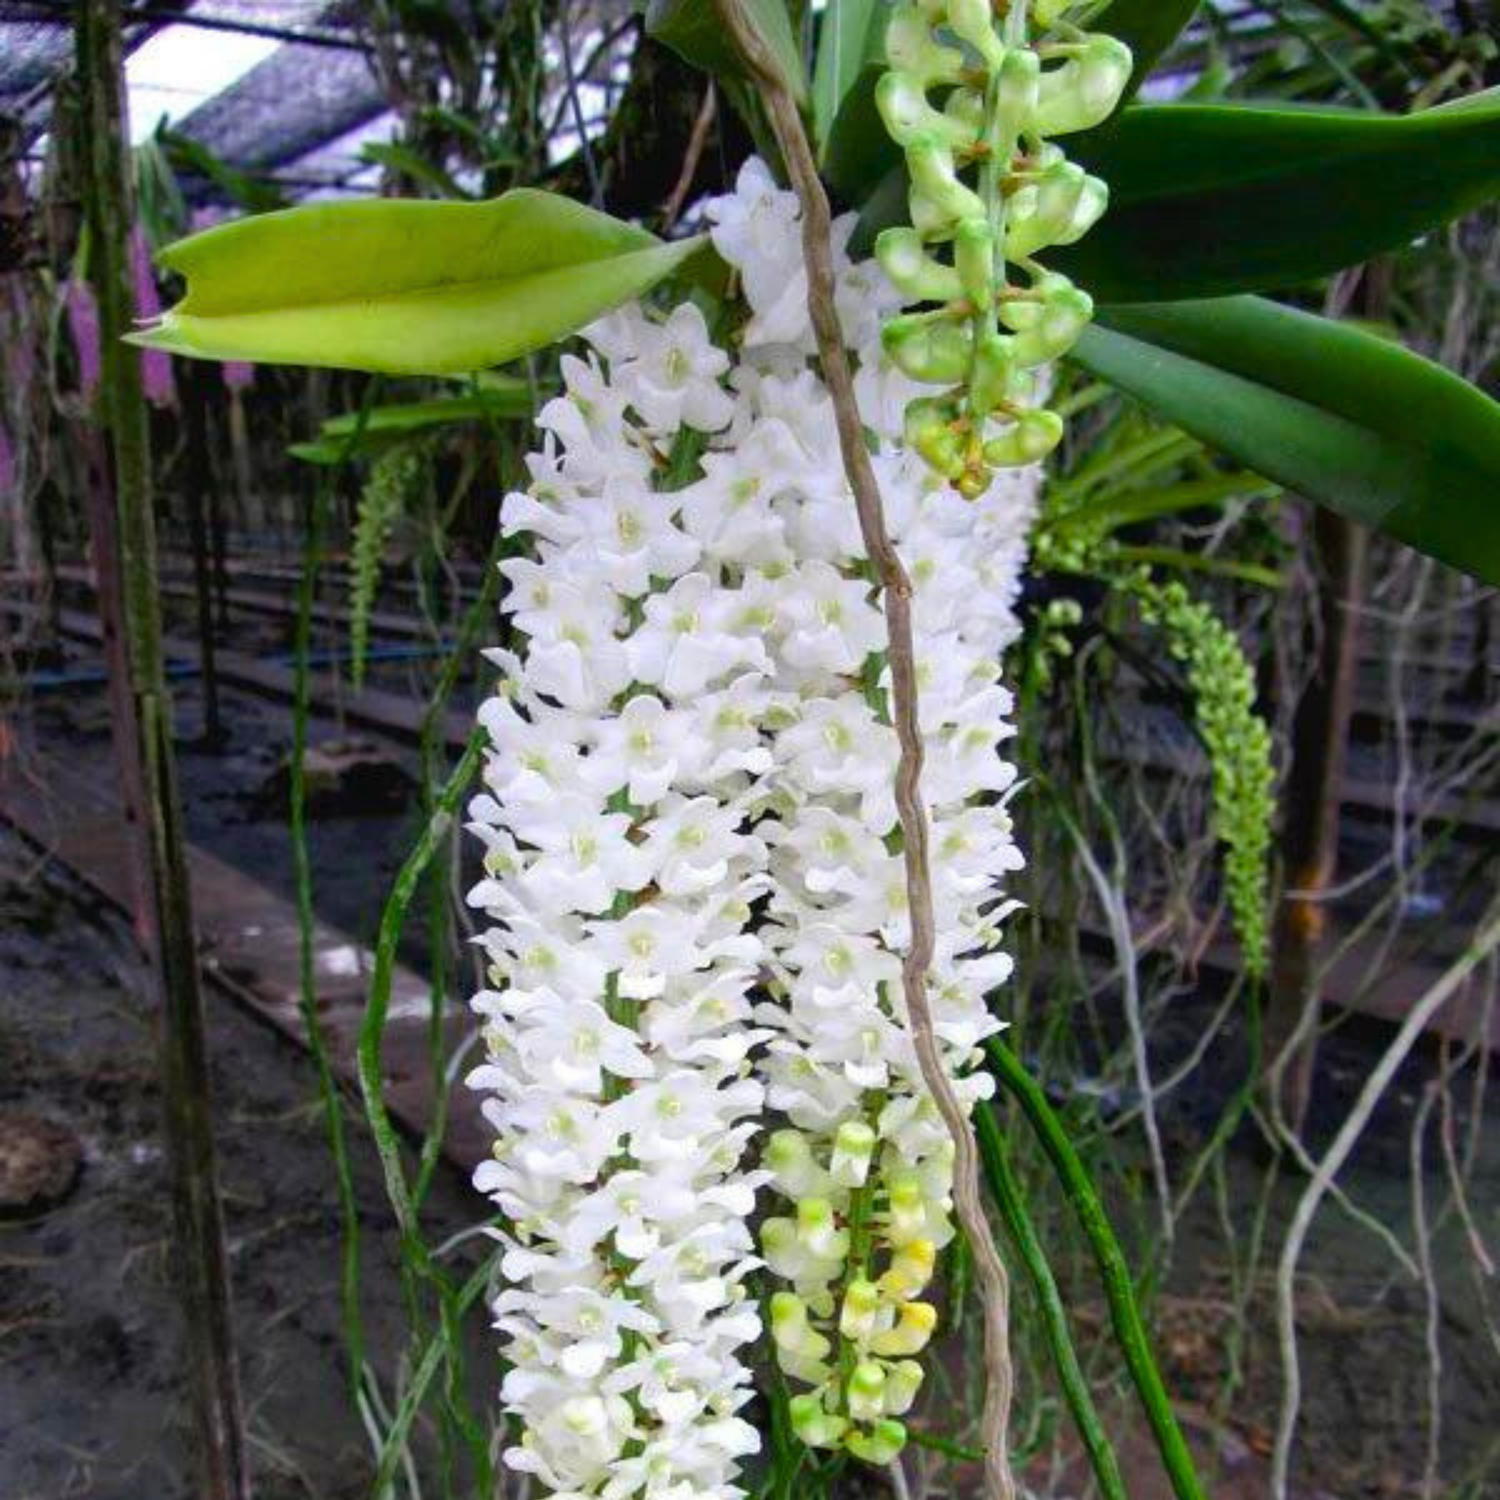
[878,1237,937,1301]
[847,1360,888,1422]
[798,1197,850,1263]
[839,1277,882,1342]
[870,1301,938,1357]
[954,218,995,306]
[970,334,1018,416]
[945,0,1005,69]
[831,1119,877,1187]
[1003,278,1094,366]
[878,71,978,151]
[790,1393,848,1450]
[984,409,1064,468]
[766,1129,832,1199]
[1035,35,1134,136]
[883,312,972,385]
[994,46,1041,142]
[906,137,987,224]
[846,1418,909,1466]
[886,6,966,86]
[1007,161,1107,259]
[883,1360,926,1416]
[877,228,963,303]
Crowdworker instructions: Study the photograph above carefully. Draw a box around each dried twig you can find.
[709,4,1017,1493]
[661,84,716,231]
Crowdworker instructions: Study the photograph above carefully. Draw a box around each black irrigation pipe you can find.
[985,1040,1208,1500]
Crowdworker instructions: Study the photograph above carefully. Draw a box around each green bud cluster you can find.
[760,1121,957,1464]
[350,442,425,692]
[874,0,1131,499]
[1131,576,1276,976]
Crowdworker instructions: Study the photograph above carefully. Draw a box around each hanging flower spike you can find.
[467,299,772,1500]
[702,161,1029,1468]
[876,0,1131,498]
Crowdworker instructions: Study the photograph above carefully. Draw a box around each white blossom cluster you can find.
[467,158,1039,1495]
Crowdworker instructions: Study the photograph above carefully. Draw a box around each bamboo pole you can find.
[73,5,249,1496]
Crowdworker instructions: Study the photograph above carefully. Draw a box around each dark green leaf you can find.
[646,0,808,107]
[1100,0,1199,105]
[1069,297,1500,585]
[813,0,888,152]
[360,141,473,200]
[129,191,707,375]
[1056,90,1500,300]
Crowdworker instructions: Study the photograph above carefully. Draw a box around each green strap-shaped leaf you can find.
[646,0,809,107]
[812,0,888,153]
[849,90,1500,297]
[129,191,707,375]
[1069,297,1500,585]
[1058,90,1500,301]
[289,387,538,465]
[1099,0,1199,106]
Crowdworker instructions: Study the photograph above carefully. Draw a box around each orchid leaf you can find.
[1056,90,1500,300]
[851,90,1500,301]
[1099,0,1200,106]
[646,0,808,106]
[130,191,707,376]
[1069,297,1500,585]
[813,0,888,151]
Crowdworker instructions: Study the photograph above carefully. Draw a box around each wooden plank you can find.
[0,747,488,1171]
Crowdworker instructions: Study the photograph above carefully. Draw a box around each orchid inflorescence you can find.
[875,0,1131,498]
[466,160,1037,1497]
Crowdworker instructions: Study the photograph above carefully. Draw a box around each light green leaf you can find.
[813,0,888,152]
[130,191,707,375]
[1057,90,1500,301]
[645,0,808,107]
[289,387,538,465]
[1069,297,1500,585]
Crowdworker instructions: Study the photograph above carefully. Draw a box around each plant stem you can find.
[985,1040,1207,1500]
[975,1105,1127,1500]
[710,4,1018,1493]
[290,476,367,1401]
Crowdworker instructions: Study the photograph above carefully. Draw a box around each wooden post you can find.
[182,368,224,746]
[73,6,250,1497]
[1265,508,1369,1134]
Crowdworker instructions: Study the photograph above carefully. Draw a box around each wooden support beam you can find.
[73,5,249,1496]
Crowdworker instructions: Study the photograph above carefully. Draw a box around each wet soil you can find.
[0,829,493,1500]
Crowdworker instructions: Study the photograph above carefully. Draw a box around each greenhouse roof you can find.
[2,1,391,197]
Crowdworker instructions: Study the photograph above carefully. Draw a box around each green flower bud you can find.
[983,408,1064,467]
[970,333,1018,416]
[830,1118,878,1187]
[846,1418,908,1466]
[906,137,987,223]
[790,1393,848,1450]
[870,1300,938,1357]
[885,5,966,85]
[944,0,1006,69]
[876,227,964,303]
[847,1360,888,1422]
[994,46,1041,141]
[1002,277,1093,367]
[883,311,973,384]
[766,1128,831,1199]
[877,71,978,150]
[883,1360,925,1415]
[1035,34,1134,136]
[1006,161,1107,259]
[839,1276,882,1342]
[798,1197,850,1263]
[954,218,996,305]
